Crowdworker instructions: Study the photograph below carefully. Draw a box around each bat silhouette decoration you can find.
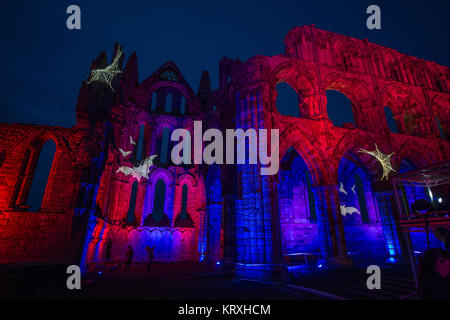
[116,154,158,181]
[351,184,356,194]
[339,182,348,196]
[340,205,361,216]
[118,148,132,157]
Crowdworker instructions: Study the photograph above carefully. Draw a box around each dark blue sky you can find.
[0,0,449,127]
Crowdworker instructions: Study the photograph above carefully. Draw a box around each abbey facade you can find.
[0,26,448,282]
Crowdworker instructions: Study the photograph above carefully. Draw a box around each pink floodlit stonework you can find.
[0,26,448,283]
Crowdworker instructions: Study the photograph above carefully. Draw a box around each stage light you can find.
[438,197,443,203]
[387,257,396,263]
[317,264,323,268]
[428,188,433,200]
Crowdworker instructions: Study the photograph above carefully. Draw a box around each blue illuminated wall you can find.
[338,157,387,262]
[204,164,222,262]
[278,148,321,256]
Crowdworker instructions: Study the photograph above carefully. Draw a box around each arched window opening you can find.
[338,156,385,260]
[305,171,316,222]
[160,127,170,164]
[384,106,398,133]
[276,82,300,117]
[165,93,172,113]
[127,181,138,223]
[151,179,168,224]
[135,124,146,162]
[278,147,320,256]
[180,96,186,114]
[355,172,369,223]
[326,90,355,127]
[175,184,194,227]
[180,184,188,219]
[151,92,157,111]
[26,140,56,212]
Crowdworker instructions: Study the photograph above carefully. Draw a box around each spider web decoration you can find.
[86,46,123,92]
[359,144,396,181]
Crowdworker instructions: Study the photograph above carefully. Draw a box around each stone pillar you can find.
[232,89,285,283]
[197,209,207,262]
[374,191,403,256]
[222,193,236,269]
[302,94,329,121]
[206,202,222,263]
[312,185,347,259]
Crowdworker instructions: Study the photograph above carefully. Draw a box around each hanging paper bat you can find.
[339,182,348,196]
[340,205,361,216]
[118,148,132,157]
[116,154,158,181]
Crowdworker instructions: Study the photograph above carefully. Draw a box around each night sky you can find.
[1,1,449,209]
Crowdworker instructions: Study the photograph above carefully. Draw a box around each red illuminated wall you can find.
[0,26,448,271]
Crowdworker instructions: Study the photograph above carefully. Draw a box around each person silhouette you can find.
[125,245,133,271]
[418,248,450,300]
[145,245,155,271]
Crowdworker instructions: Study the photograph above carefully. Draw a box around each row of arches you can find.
[126,179,193,227]
[133,124,185,165]
[278,143,430,262]
[149,87,187,115]
[275,81,446,137]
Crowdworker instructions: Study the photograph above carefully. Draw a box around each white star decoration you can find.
[359,144,396,181]
[86,46,123,91]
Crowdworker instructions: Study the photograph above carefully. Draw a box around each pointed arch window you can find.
[135,124,146,162]
[180,96,186,114]
[179,184,188,219]
[165,93,172,113]
[158,127,170,164]
[354,172,369,223]
[25,140,56,212]
[127,181,138,223]
[384,106,398,133]
[151,92,157,111]
[152,179,166,222]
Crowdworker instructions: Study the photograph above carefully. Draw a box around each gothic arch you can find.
[331,131,383,182]
[271,59,316,97]
[279,124,329,185]
[322,72,375,114]
[394,138,440,169]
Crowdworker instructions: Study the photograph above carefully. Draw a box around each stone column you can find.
[312,185,347,258]
[197,209,207,262]
[222,193,237,269]
[374,190,403,256]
